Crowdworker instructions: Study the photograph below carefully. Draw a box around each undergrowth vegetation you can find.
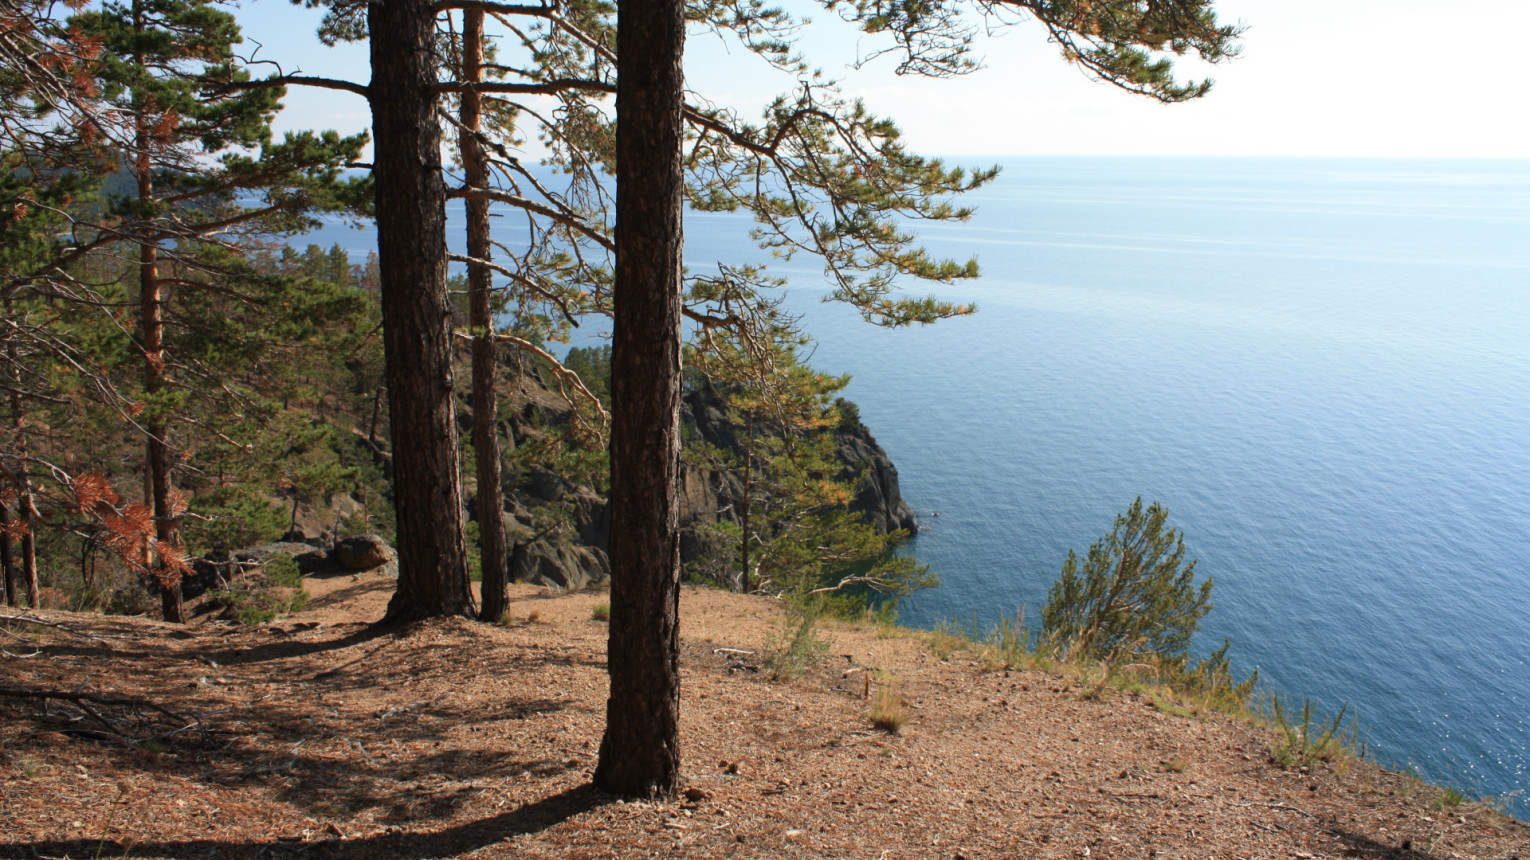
[1261,696,1358,769]
[206,555,309,625]
[765,602,832,681]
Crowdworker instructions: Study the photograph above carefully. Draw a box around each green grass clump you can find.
[590,603,610,622]
[1261,696,1356,769]
[1433,786,1466,811]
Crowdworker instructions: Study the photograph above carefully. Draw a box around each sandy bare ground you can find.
[1,570,1524,859]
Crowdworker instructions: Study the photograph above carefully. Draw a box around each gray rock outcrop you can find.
[467,372,915,593]
[335,534,396,570]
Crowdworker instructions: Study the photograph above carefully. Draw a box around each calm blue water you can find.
[303,157,1530,816]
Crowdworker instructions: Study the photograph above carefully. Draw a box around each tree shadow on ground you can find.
[0,782,614,860]
[193,620,392,666]
[301,576,397,612]
[1327,826,1449,860]
[2,685,580,822]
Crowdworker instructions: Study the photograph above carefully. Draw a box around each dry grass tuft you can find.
[868,674,907,734]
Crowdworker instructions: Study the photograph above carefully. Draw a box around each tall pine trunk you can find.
[459,10,510,623]
[3,308,19,608]
[0,503,14,607]
[594,0,686,798]
[370,0,475,623]
[132,0,182,624]
[6,368,38,608]
[740,410,754,594]
[140,221,180,622]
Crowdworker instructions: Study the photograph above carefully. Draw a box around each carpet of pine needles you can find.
[1,571,1526,860]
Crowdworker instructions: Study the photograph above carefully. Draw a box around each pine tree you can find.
[688,336,933,602]
[281,0,1242,794]
[592,0,688,799]
[66,0,368,621]
[1041,498,1213,662]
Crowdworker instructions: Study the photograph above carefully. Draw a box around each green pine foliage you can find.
[562,346,611,407]
[1042,497,1213,662]
[688,335,935,608]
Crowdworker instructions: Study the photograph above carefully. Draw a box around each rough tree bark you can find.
[459,9,510,623]
[370,0,475,622]
[593,0,686,797]
[6,301,38,608]
[137,168,180,623]
[129,0,182,624]
[0,503,14,606]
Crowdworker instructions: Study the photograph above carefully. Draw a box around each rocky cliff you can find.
[275,361,920,594]
[494,375,918,591]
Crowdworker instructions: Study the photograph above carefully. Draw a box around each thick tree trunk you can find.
[370,0,475,623]
[459,10,510,623]
[594,0,686,798]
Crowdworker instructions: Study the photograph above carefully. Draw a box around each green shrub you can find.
[263,554,303,588]
[1041,498,1212,663]
[208,557,309,625]
[766,603,829,681]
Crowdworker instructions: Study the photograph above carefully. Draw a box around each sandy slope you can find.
[0,570,1524,859]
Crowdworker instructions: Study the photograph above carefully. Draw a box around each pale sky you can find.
[236,0,1530,159]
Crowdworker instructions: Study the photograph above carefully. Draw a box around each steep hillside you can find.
[1,573,1523,859]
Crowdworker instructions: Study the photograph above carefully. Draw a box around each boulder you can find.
[509,539,609,591]
[335,534,396,571]
[183,541,333,600]
[239,541,333,574]
[282,493,368,552]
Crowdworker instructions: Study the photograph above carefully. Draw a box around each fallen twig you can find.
[1236,800,1318,818]
[0,683,206,742]
[0,612,121,645]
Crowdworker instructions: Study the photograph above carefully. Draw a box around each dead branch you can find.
[0,684,205,742]
[0,613,122,645]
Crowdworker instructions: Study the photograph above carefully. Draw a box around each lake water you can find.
[304,157,1530,816]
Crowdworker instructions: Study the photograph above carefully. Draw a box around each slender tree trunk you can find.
[18,489,37,609]
[0,503,14,606]
[6,300,38,608]
[2,312,16,608]
[370,0,475,623]
[367,385,385,450]
[459,10,510,623]
[6,397,38,609]
[129,0,182,623]
[594,0,686,798]
[136,118,182,623]
[740,410,754,594]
